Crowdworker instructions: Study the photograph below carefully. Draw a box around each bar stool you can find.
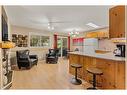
[70,63,82,85]
[86,67,103,89]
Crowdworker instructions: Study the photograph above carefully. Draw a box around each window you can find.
[30,35,50,47]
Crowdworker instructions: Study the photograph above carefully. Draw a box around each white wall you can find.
[98,39,116,52]
[10,25,68,62]
[10,25,53,60]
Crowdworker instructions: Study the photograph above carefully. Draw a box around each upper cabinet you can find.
[109,6,125,38]
[85,31,98,38]
[85,28,109,38]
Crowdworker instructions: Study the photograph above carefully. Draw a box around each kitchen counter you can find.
[69,51,125,61]
[69,51,125,89]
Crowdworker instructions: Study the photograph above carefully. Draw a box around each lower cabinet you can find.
[69,54,82,78]
[96,59,125,89]
[115,62,125,89]
[96,59,116,89]
[82,56,96,83]
[69,54,125,89]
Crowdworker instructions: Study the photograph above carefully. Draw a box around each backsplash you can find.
[98,39,116,52]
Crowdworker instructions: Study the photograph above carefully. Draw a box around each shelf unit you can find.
[1,49,13,89]
[1,6,13,89]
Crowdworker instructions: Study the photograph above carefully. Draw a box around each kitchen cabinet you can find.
[85,32,98,38]
[69,54,84,78]
[69,53,125,89]
[96,59,116,89]
[97,31,109,38]
[109,6,125,38]
[111,38,126,43]
[85,29,109,38]
[82,56,96,82]
[115,62,125,89]
[96,59,125,89]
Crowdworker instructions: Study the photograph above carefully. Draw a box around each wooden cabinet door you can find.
[109,6,125,38]
[83,56,96,82]
[77,55,84,78]
[69,54,83,78]
[69,54,80,75]
[85,32,98,38]
[69,54,74,75]
[96,59,116,89]
[115,62,125,89]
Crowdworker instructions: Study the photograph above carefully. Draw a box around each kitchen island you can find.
[69,51,125,89]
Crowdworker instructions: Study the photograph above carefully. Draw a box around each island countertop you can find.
[69,51,125,61]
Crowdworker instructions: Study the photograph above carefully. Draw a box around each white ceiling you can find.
[5,6,112,33]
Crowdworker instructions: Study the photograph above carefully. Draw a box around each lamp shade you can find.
[0,41,15,49]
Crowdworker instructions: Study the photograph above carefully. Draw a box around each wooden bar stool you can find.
[86,67,103,89]
[70,63,82,85]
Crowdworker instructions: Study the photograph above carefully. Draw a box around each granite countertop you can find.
[69,51,125,61]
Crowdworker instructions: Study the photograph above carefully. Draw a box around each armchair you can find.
[16,50,38,69]
[46,49,59,63]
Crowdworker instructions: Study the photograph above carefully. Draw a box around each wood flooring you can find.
[11,58,91,89]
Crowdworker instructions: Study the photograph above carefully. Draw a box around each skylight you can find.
[86,22,99,28]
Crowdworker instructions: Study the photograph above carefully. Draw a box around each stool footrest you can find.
[89,80,102,87]
[71,78,82,85]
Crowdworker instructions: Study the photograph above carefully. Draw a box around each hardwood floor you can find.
[11,58,91,89]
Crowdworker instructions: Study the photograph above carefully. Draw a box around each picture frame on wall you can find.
[12,34,28,47]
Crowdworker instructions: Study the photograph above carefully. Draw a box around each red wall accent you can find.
[72,37,84,45]
[54,34,57,49]
[68,36,70,50]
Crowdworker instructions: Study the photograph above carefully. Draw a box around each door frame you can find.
[57,36,68,57]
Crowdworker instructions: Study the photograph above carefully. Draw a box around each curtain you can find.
[68,36,70,50]
[54,34,57,49]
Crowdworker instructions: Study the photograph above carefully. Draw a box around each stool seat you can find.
[86,67,103,90]
[86,67,103,75]
[71,63,82,68]
[70,63,82,85]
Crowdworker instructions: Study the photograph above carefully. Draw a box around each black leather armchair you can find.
[16,50,38,69]
[46,49,59,63]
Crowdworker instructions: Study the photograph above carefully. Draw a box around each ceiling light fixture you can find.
[47,23,54,30]
[86,22,99,28]
[69,29,79,37]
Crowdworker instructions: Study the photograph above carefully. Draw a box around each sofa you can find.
[16,50,38,69]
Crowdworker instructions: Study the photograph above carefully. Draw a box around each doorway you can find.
[57,36,68,57]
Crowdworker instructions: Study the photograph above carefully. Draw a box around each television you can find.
[2,15,8,41]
